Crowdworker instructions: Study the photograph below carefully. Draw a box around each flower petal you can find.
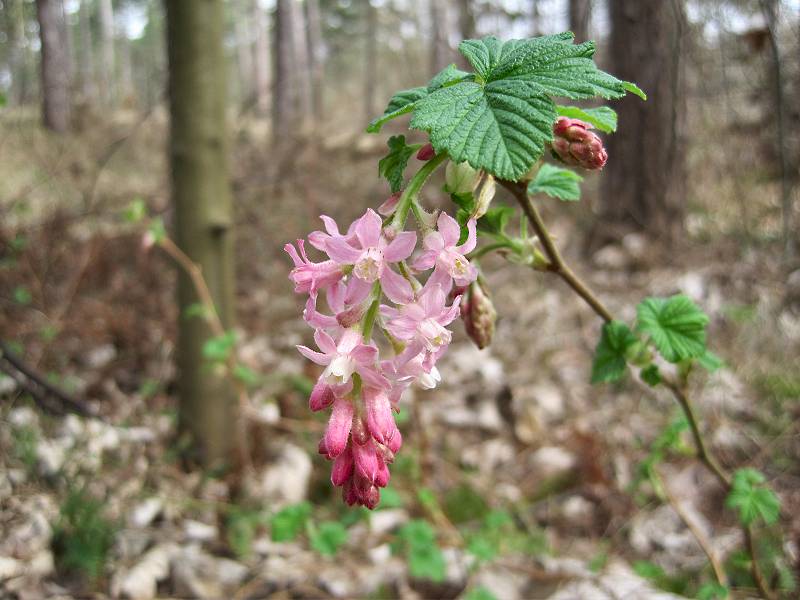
[324,397,354,458]
[354,209,382,249]
[383,231,417,262]
[314,329,338,354]
[436,212,461,246]
[456,218,477,254]
[296,345,331,365]
[380,267,414,304]
[325,237,362,264]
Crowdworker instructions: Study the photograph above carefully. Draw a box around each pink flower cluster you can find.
[551,117,608,170]
[286,207,477,508]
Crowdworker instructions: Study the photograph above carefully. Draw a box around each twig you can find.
[500,178,777,599]
[0,341,93,418]
[655,466,728,588]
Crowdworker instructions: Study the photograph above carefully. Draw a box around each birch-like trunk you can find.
[35,0,71,132]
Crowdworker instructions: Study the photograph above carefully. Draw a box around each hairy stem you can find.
[501,178,776,599]
[391,152,448,230]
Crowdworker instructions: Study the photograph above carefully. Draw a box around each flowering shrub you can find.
[284,32,785,599]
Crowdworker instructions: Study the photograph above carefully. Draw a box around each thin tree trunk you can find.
[165,0,238,467]
[98,0,116,105]
[4,0,25,105]
[252,0,270,116]
[429,0,450,74]
[35,0,71,132]
[457,0,476,41]
[531,0,540,37]
[291,0,312,125]
[364,0,377,121]
[273,0,295,142]
[761,0,794,258]
[77,0,94,100]
[306,0,324,121]
[569,0,591,43]
[234,0,253,109]
[597,0,686,245]
[118,35,134,105]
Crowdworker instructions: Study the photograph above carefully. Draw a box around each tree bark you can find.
[364,0,377,121]
[273,0,295,142]
[291,0,313,125]
[252,0,270,116]
[306,0,324,121]
[598,0,686,245]
[457,0,476,41]
[569,0,591,43]
[165,0,238,467]
[234,1,253,108]
[531,0,540,37]
[77,0,94,100]
[4,0,26,105]
[429,0,450,74]
[98,0,116,104]
[35,0,71,132]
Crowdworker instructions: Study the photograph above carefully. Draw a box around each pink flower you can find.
[551,117,608,170]
[322,396,354,458]
[285,239,344,294]
[364,387,400,446]
[323,209,415,303]
[303,278,372,329]
[413,212,477,289]
[297,328,388,390]
[381,283,461,354]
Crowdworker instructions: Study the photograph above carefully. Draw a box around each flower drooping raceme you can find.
[413,212,478,292]
[551,117,608,170]
[287,200,478,508]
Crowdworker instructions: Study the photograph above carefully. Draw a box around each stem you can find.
[501,180,614,323]
[500,178,777,599]
[391,152,448,230]
[469,241,512,261]
[361,283,381,341]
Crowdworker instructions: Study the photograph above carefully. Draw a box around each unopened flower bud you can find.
[462,280,497,350]
[416,143,435,161]
[351,415,370,446]
[445,160,480,195]
[472,174,496,219]
[551,117,607,170]
[378,192,402,216]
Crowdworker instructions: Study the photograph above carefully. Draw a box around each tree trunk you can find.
[429,0,450,74]
[364,0,377,121]
[165,0,238,467]
[98,0,116,105]
[290,0,312,125]
[531,0,540,37]
[252,0,270,116]
[4,0,26,105]
[306,0,324,121]
[598,0,686,245]
[273,0,295,142]
[77,0,94,100]
[457,0,476,41]
[35,0,71,132]
[569,0,591,43]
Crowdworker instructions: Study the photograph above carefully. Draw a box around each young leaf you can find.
[464,587,499,600]
[697,582,729,600]
[309,521,348,556]
[366,87,427,133]
[202,330,237,362]
[636,295,709,363]
[411,34,643,180]
[591,321,638,383]
[398,520,446,582]
[697,349,724,372]
[725,468,781,527]
[640,364,661,387]
[270,502,311,542]
[378,135,417,193]
[477,205,515,237]
[426,63,472,92]
[528,163,583,201]
[556,105,618,133]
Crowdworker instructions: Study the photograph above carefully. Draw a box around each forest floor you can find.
[1,108,799,599]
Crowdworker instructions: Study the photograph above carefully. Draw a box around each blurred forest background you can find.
[1,0,800,599]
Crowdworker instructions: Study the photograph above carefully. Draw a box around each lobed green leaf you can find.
[378,135,417,193]
[528,163,583,201]
[556,105,618,132]
[591,321,638,383]
[636,295,709,363]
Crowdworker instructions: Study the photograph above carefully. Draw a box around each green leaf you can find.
[477,205,515,236]
[398,520,446,582]
[464,587,499,600]
[270,502,311,542]
[427,63,472,92]
[556,105,617,133]
[183,302,211,321]
[366,87,427,133]
[636,295,709,363]
[233,364,261,387]
[410,34,641,181]
[623,81,647,100]
[641,364,661,387]
[148,217,166,244]
[309,521,348,556]
[528,163,583,201]
[697,582,729,600]
[123,198,147,223]
[591,321,638,383]
[726,468,781,526]
[697,349,724,372]
[377,485,403,509]
[13,286,32,305]
[378,135,417,193]
[202,330,237,362]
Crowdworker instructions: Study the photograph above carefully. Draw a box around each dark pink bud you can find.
[342,480,359,506]
[318,438,329,456]
[331,445,354,486]
[353,438,380,482]
[375,442,395,464]
[416,143,435,161]
[365,388,397,445]
[361,485,380,509]
[323,397,353,458]
[374,457,390,487]
[351,415,370,446]
[309,381,335,412]
[386,429,403,454]
[462,280,497,350]
[336,304,366,328]
[551,117,608,170]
